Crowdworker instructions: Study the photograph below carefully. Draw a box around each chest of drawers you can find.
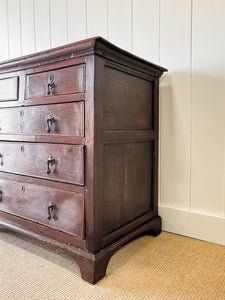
[0,37,167,284]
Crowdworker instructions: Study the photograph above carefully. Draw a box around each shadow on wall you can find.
[159,72,225,214]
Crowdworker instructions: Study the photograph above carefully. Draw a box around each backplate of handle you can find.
[0,153,3,165]
[47,156,55,174]
[46,115,55,133]
[47,201,56,219]
[47,74,55,95]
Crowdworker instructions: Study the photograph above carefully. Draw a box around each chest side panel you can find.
[102,61,156,238]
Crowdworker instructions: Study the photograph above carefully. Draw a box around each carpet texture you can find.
[0,230,225,300]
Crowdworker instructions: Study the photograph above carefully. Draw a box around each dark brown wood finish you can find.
[0,37,167,284]
[103,65,153,130]
[0,142,84,185]
[0,76,19,101]
[0,102,84,137]
[25,64,85,99]
[0,178,84,238]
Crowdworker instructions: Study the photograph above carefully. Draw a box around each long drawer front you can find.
[0,142,84,185]
[0,179,84,238]
[0,102,84,137]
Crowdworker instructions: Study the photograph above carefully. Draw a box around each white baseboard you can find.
[159,205,225,246]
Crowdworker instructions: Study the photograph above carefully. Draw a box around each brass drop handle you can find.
[47,74,55,95]
[47,156,55,174]
[46,115,55,133]
[47,201,56,219]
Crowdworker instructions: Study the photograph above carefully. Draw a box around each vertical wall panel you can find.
[21,0,35,55]
[160,0,191,209]
[0,0,9,61]
[133,0,159,63]
[191,0,225,215]
[35,0,51,51]
[8,0,21,59]
[108,0,132,52]
[68,0,86,43]
[87,0,107,38]
[50,0,67,47]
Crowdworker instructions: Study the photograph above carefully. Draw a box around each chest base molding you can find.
[0,214,161,284]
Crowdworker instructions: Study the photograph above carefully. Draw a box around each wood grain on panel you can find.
[34,0,51,51]
[0,102,84,137]
[103,142,152,236]
[0,0,9,61]
[21,0,35,55]
[87,0,107,38]
[160,0,191,209]
[133,0,159,63]
[50,0,68,47]
[68,0,86,43]
[124,143,152,222]
[108,0,132,51]
[103,66,153,130]
[0,179,84,238]
[25,65,85,99]
[191,0,225,215]
[0,142,84,185]
[0,77,19,101]
[8,0,21,59]
[102,144,125,235]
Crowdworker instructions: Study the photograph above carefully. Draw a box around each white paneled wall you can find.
[21,0,35,55]
[108,0,132,52]
[160,0,192,210]
[67,0,86,43]
[191,0,225,216]
[0,0,224,245]
[0,0,9,60]
[50,0,68,47]
[87,0,107,38]
[8,0,21,58]
[133,0,159,63]
[35,0,51,51]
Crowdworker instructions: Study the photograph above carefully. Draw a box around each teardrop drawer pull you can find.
[46,115,55,133]
[47,201,56,220]
[47,156,55,174]
[47,74,55,95]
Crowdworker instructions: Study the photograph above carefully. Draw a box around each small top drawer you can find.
[0,77,19,101]
[25,64,85,99]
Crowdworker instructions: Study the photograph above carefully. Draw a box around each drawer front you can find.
[0,77,19,101]
[0,102,84,137]
[25,65,85,99]
[0,179,84,238]
[0,143,84,185]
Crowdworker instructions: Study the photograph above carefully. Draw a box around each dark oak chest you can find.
[0,37,166,283]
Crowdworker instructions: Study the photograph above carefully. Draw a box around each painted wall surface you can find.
[0,0,224,245]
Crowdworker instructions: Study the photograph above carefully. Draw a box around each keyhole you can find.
[21,186,25,193]
[21,145,25,152]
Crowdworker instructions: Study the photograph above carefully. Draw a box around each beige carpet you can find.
[0,230,225,300]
